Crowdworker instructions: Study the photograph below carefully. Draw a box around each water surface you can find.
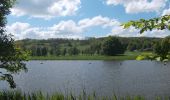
[1,60,170,98]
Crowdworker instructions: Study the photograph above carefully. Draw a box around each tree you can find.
[42,47,48,56]
[89,41,101,55]
[102,36,125,56]
[30,46,37,56]
[61,48,67,56]
[0,0,28,88]
[127,42,137,51]
[55,46,61,56]
[142,41,152,51]
[36,47,42,56]
[68,47,79,55]
[72,47,79,55]
[67,42,72,47]
[0,0,16,61]
[123,15,170,61]
[154,36,170,59]
[122,15,170,34]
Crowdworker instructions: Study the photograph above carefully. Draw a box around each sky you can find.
[6,0,170,40]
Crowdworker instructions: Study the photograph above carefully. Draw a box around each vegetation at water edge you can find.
[0,91,170,100]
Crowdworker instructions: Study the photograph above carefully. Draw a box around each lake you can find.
[0,60,170,98]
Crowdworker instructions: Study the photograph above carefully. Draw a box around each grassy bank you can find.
[30,52,147,60]
[0,91,168,100]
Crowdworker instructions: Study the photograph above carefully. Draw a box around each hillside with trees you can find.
[15,36,162,57]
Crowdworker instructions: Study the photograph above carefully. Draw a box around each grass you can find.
[0,90,169,100]
[30,51,148,60]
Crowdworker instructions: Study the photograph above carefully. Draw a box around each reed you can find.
[0,90,170,100]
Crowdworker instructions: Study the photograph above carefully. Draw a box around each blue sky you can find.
[6,0,170,39]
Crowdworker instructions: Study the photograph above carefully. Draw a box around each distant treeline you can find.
[15,37,161,56]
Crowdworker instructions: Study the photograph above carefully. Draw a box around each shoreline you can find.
[29,55,138,60]
[29,52,156,60]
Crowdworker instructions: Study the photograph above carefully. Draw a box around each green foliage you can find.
[135,52,155,61]
[42,47,48,56]
[102,36,125,56]
[68,47,79,55]
[136,55,146,60]
[0,91,169,100]
[33,46,48,56]
[36,47,42,56]
[15,37,160,57]
[122,15,170,34]
[154,36,170,60]
[30,51,142,60]
[0,48,29,88]
[61,48,67,56]
[123,15,170,61]
[0,0,29,88]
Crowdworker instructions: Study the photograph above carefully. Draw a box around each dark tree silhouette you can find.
[0,0,28,88]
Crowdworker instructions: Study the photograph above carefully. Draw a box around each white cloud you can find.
[108,26,170,38]
[50,20,83,34]
[6,16,169,40]
[10,8,26,17]
[6,16,120,39]
[106,0,167,14]
[141,29,170,37]
[162,8,170,15]
[11,0,81,19]
[6,22,30,39]
[6,22,83,40]
[78,16,119,29]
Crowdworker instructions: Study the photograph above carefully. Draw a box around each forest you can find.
[15,36,162,57]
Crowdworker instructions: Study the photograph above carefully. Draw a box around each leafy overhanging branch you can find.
[122,15,170,34]
[122,15,170,61]
[0,48,29,88]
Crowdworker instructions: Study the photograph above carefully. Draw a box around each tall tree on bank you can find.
[122,15,170,61]
[154,36,170,60]
[0,0,28,88]
[102,36,125,56]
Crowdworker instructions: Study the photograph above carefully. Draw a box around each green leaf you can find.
[136,55,146,60]
[123,21,134,29]
[140,28,146,34]
[122,15,170,34]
